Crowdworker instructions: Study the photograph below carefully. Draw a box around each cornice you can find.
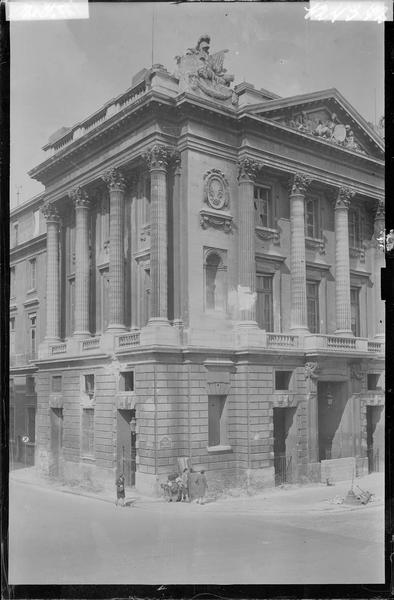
[10,233,46,260]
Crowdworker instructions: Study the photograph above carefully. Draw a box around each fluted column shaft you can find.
[42,203,61,341]
[290,173,311,334]
[373,199,385,339]
[335,187,354,335]
[144,145,172,322]
[103,168,126,331]
[70,188,90,337]
[237,158,260,324]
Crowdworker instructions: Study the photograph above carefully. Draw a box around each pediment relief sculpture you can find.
[176,35,239,105]
[281,110,367,155]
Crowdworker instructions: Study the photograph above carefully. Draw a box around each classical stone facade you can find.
[10,36,385,494]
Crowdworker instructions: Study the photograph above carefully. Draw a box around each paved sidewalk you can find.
[9,466,384,515]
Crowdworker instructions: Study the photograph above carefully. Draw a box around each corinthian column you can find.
[143,144,173,324]
[42,202,61,341]
[70,188,90,337]
[237,158,260,325]
[102,168,126,332]
[373,198,385,339]
[289,173,311,334]
[335,186,355,335]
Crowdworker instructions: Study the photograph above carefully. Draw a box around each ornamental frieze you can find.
[282,110,366,155]
[255,226,280,245]
[203,169,229,210]
[305,236,326,255]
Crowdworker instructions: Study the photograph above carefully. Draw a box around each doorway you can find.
[273,407,296,485]
[318,382,351,461]
[366,405,384,473]
[50,407,63,477]
[117,409,136,487]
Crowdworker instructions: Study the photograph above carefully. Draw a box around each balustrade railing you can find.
[117,331,141,348]
[81,337,100,351]
[51,343,67,355]
[326,336,356,350]
[367,341,384,353]
[267,333,298,348]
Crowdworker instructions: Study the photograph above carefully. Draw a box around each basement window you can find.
[51,375,62,393]
[84,374,95,398]
[275,371,292,391]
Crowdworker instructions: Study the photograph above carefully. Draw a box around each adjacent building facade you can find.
[10,36,385,494]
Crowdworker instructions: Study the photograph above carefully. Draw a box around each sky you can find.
[10,2,384,207]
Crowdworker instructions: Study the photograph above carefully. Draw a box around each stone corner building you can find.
[10,35,385,495]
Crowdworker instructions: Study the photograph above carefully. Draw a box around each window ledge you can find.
[81,456,95,462]
[206,445,233,454]
[305,236,326,255]
[26,288,37,295]
[255,226,280,244]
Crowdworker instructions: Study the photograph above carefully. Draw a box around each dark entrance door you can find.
[273,407,295,486]
[117,409,136,487]
[366,405,383,473]
[50,408,63,477]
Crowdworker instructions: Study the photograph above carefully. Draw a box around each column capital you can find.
[143,144,175,171]
[289,172,312,196]
[335,186,355,209]
[69,187,90,208]
[237,157,261,183]
[41,201,61,224]
[102,167,126,192]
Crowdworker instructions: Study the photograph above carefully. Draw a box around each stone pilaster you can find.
[70,187,91,338]
[373,198,385,339]
[143,144,172,324]
[237,158,260,326]
[289,173,311,334]
[42,202,61,341]
[335,186,354,335]
[102,168,126,332]
[172,154,183,328]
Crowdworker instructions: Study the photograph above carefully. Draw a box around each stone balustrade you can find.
[116,331,141,349]
[267,333,299,348]
[81,337,101,352]
[50,343,67,355]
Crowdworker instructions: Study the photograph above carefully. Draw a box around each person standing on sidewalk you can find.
[116,474,125,507]
[196,470,208,505]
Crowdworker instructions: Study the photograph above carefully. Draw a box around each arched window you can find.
[204,250,227,312]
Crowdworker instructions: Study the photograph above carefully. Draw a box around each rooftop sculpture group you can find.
[176,34,238,105]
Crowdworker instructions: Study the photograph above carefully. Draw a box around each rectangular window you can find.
[275,371,292,390]
[13,223,19,247]
[120,372,134,392]
[101,195,110,250]
[33,210,40,237]
[350,287,360,337]
[256,275,274,331]
[82,408,95,457]
[84,374,95,398]
[204,251,227,312]
[26,406,36,443]
[26,376,35,395]
[367,374,380,390]
[67,278,75,337]
[10,405,15,442]
[51,375,62,393]
[208,395,228,447]
[28,258,37,290]
[305,197,319,238]
[254,186,272,228]
[100,270,110,332]
[10,318,15,355]
[28,313,37,356]
[348,209,364,248]
[307,281,320,334]
[143,269,151,327]
[10,267,15,297]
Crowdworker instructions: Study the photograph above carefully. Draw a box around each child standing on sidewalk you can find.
[115,474,125,507]
[196,470,208,505]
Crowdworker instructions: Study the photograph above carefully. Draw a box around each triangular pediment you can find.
[244,89,384,160]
